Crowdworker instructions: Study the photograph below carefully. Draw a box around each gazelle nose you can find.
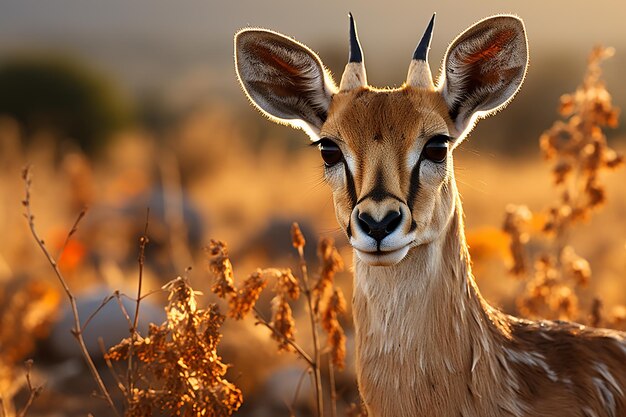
[357,210,402,242]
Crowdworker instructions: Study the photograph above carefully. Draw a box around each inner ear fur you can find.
[438,16,528,137]
[235,29,337,137]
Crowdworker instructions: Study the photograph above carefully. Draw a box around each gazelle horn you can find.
[339,13,367,91]
[406,13,436,89]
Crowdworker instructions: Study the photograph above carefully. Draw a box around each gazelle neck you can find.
[352,194,516,417]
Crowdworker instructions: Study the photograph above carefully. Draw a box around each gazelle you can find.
[234,13,626,417]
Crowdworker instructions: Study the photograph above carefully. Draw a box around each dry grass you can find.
[208,224,347,417]
[500,46,625,327]
[105,277,243,417]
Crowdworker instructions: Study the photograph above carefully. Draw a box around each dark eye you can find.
[318,138,343,167]
[422,135,450,163]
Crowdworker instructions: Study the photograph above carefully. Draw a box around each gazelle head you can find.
[235,14,528,266]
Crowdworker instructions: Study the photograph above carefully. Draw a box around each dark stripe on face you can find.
[344,162,358,210]
[342,162,357,239]
[407,158,423,209]
[361,168,386,202]
[356,167,405,204]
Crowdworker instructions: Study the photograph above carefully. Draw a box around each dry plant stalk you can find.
[21,166,121,417]
[126,210,150,399]
[21,174,351,416]
[503,46,624,323]
[0,360,43,417]
[208,223,347,417]
[291,223,323,417]
[15,360,43,417]
[101,209,243,417]
[106,277,242,417]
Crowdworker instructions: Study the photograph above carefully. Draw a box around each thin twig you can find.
[253,306,314,367]
[289,366,310,415]
[81,294,116,333]
[113,291,134,329]
[138,287,167,301]
[57,208,87,259]
[17,360,43,417]
[114,287,166,304]
[296,244,323,417]
[133,208,150,332]
[21,166,121,417]
[98,338,127,394]
[127,208,150,395]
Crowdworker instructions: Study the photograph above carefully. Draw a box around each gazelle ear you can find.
[235,29,338,140]
[438,16,528,139]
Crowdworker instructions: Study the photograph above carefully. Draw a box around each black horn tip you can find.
[348,12,363,63]
[412,12,436,61]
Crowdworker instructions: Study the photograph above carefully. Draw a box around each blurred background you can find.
[0,1,624,416]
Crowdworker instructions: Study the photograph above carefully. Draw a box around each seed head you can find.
[269,295,296,352]
[229,270,267,320]
[291,222,306,251]
[208,240,236,298]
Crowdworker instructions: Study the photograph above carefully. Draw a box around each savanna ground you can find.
[0,11,625,417]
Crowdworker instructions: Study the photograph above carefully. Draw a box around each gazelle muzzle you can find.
[349,198,416,266]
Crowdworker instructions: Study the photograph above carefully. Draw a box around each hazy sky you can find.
[0,0,624,99]
[1,0,624,47]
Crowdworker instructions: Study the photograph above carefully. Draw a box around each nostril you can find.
[385,211,402,233]
[357,216,371,234]
[357,210,402,242]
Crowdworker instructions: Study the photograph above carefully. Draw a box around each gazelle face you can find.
[235,14,528,266]
[319,88,456,265]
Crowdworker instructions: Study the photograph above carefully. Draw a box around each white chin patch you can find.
[354,245,410,266]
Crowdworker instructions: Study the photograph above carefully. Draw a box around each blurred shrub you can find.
[502,46,624,325]
[0,277,60,408]
[0,55,133,156]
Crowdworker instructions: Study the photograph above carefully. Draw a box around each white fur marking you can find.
[471,350,480,373]
[595,361,623,396]
[540,332,554,341]
[504,348,558,383]
[583,407,599,417]
[593,376,616,417]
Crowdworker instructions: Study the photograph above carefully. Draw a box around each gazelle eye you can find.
[423,135,450,163]
[318,138,343,167]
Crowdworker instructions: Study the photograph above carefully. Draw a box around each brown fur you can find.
[322,86,626,417]
[351,188,626,417]
[321,87,453,237]
[235,16,626,417]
